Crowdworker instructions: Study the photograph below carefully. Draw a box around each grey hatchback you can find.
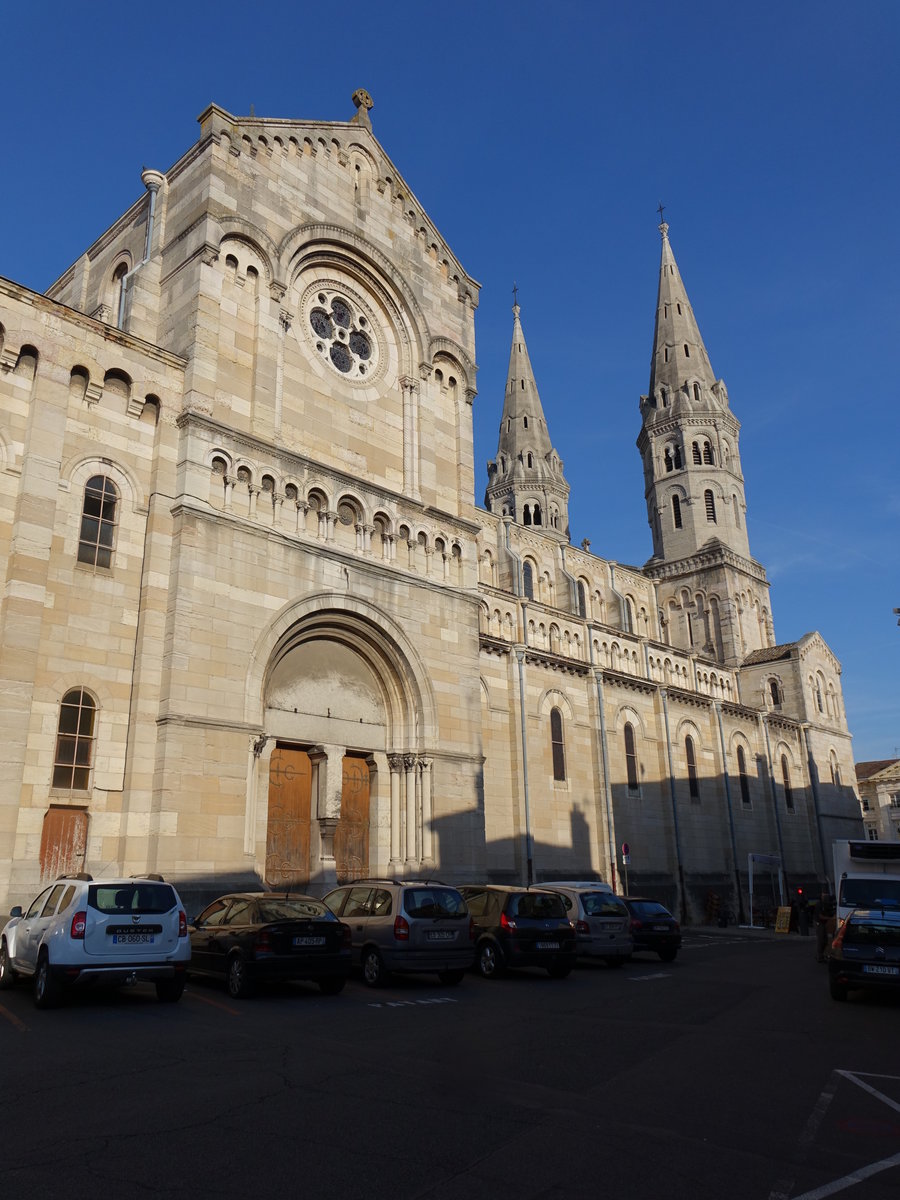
[322,880,474,986]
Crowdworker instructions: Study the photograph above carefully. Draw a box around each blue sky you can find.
[2,2,898,761]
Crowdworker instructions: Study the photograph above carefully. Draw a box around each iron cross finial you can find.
[512,281,519,306]
[657,202,666,223]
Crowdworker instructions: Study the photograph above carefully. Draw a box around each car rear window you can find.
[582,893,628,917]
[628,901,672,919]
[511,892,566,920]
[89,883,177,914]
[257,899,332,922]
[845,918,900,946]
[405,888,466,918]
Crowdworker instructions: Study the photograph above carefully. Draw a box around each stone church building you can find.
[0,92,862,920]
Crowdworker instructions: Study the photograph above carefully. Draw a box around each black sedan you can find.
[622,897,682,962]
[188,893,351,998]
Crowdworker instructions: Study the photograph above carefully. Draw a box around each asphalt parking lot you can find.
[2,929,899,1200]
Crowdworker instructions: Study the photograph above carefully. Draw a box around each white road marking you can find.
[367,996,459,1008]
[787,1150,900,1200]
[628,973,670,982]
[768,1071,900,1200]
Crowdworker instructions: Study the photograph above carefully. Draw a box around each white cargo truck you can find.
[832,839,900,922]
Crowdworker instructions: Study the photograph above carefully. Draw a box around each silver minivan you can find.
[322,879,474,986]
[544,882,633,966]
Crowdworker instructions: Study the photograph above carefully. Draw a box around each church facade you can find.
[0,93,862,920]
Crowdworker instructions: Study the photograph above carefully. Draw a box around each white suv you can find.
[0,874,190,1007]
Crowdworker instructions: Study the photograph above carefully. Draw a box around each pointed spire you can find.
[497,297,554,461]
[485,293,570,538]
[649,221,717,403]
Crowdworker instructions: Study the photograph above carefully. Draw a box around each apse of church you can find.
[0,92,862,919]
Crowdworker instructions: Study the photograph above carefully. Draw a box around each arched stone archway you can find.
[248,596,437,886]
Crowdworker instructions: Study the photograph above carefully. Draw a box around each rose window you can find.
[306,288,378,379]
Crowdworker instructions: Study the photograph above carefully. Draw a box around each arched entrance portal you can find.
[265,747,370,885]
[254,601,435,887]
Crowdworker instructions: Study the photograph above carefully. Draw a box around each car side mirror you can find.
[9,906,23,918]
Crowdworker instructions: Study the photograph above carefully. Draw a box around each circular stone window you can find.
[302,285,382,382]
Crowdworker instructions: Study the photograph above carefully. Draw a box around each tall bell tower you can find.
[638,220,774,664]
[485,299,570,539]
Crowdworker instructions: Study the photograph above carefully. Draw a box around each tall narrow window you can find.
[672,495,683,529]
[674,445,682,469]
[684,344,690,357]
[523,562,534,600]
[576,581,587,619]
[702,441,714,464]
[704,490,717,523]
[781,755,794,811]
[550,708,566,782]
[664,448,673,472]
[686,735,699,799]
[624,723,638,793]
[769,679,781,706]
[733,495,741,528]
[624,598,635,634]
[737,745,751,807]
[693,383,701,403]
[52,689,96,791]
[692,442,702,464]
[78,475,118,567]
[816,680,824,712]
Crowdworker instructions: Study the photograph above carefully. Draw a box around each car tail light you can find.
[575,920,590,935]
[500,910,517,932]
[70,911,87,939]
[254,930,273,956]
[341,923,352,948]
[468,917,476,941]
[178,911,187,937]
[393,915,410,941]
[630,918,643,932]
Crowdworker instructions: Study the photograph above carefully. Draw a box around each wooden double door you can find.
[265,746,370,886]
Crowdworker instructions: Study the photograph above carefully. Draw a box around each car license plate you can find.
[293,936,326,947]
[112,933,155,944]
[427,931,454,941]
[536,941,559,950]
[653,924,669,932]
[862,964,899,976]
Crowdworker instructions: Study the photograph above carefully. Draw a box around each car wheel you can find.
[0,940,17,990]
[155,976,186,1003]
[438,969,465,986]
[33,953,62,1010]
[829,977,848,1002]
[658,948,678,963]
[225,954,254,999]
[547,964,572,980]
[318,976,346,995]
[477,941,503,979]
[362,948,388,987]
